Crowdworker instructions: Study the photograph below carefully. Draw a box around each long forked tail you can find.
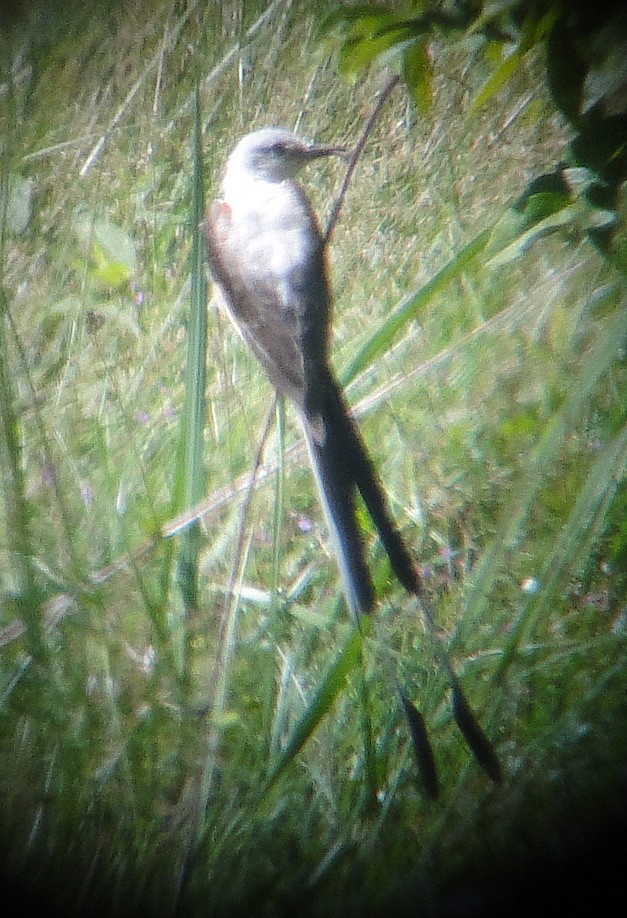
[304,372,502,786]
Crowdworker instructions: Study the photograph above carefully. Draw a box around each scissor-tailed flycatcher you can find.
[203,127,421,619]
[203,127,501,786]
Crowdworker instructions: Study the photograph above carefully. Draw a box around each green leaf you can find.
[92,217,137,274]
[402,38,433,113]
[517,190,571,225]
[473,1,559,110]
[72,212,137,289]
[339,25,413,75]
[91,243,135,288]
[342,10,407,39]
[486,205,578,268]
[473,46,523,110]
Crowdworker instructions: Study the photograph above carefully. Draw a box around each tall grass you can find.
[0,2,625,914]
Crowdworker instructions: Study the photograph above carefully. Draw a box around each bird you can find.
[202,127,421,620]
[203,126,501,788]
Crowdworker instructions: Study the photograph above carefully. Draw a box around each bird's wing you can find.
[203,200,329,428]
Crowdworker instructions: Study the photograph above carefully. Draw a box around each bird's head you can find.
[223,127,345,184]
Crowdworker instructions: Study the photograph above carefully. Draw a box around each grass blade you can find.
[460,300,627,638]
[264,627,362,792]
[498,420,627,675]
[174,84,208,621]
[0,113,47,664]
[341,228,491,385]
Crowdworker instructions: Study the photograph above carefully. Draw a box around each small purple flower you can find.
[295,513,314,533]
[41,464,57,486]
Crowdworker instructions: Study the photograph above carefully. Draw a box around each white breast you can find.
[222,172,318,281]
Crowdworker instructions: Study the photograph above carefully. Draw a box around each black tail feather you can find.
[305,422,376,617]
[322,375,421,596]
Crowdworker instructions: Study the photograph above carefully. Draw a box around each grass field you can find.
[1,2,626,915]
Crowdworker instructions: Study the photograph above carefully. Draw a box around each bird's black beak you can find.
[303,142,348,162]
